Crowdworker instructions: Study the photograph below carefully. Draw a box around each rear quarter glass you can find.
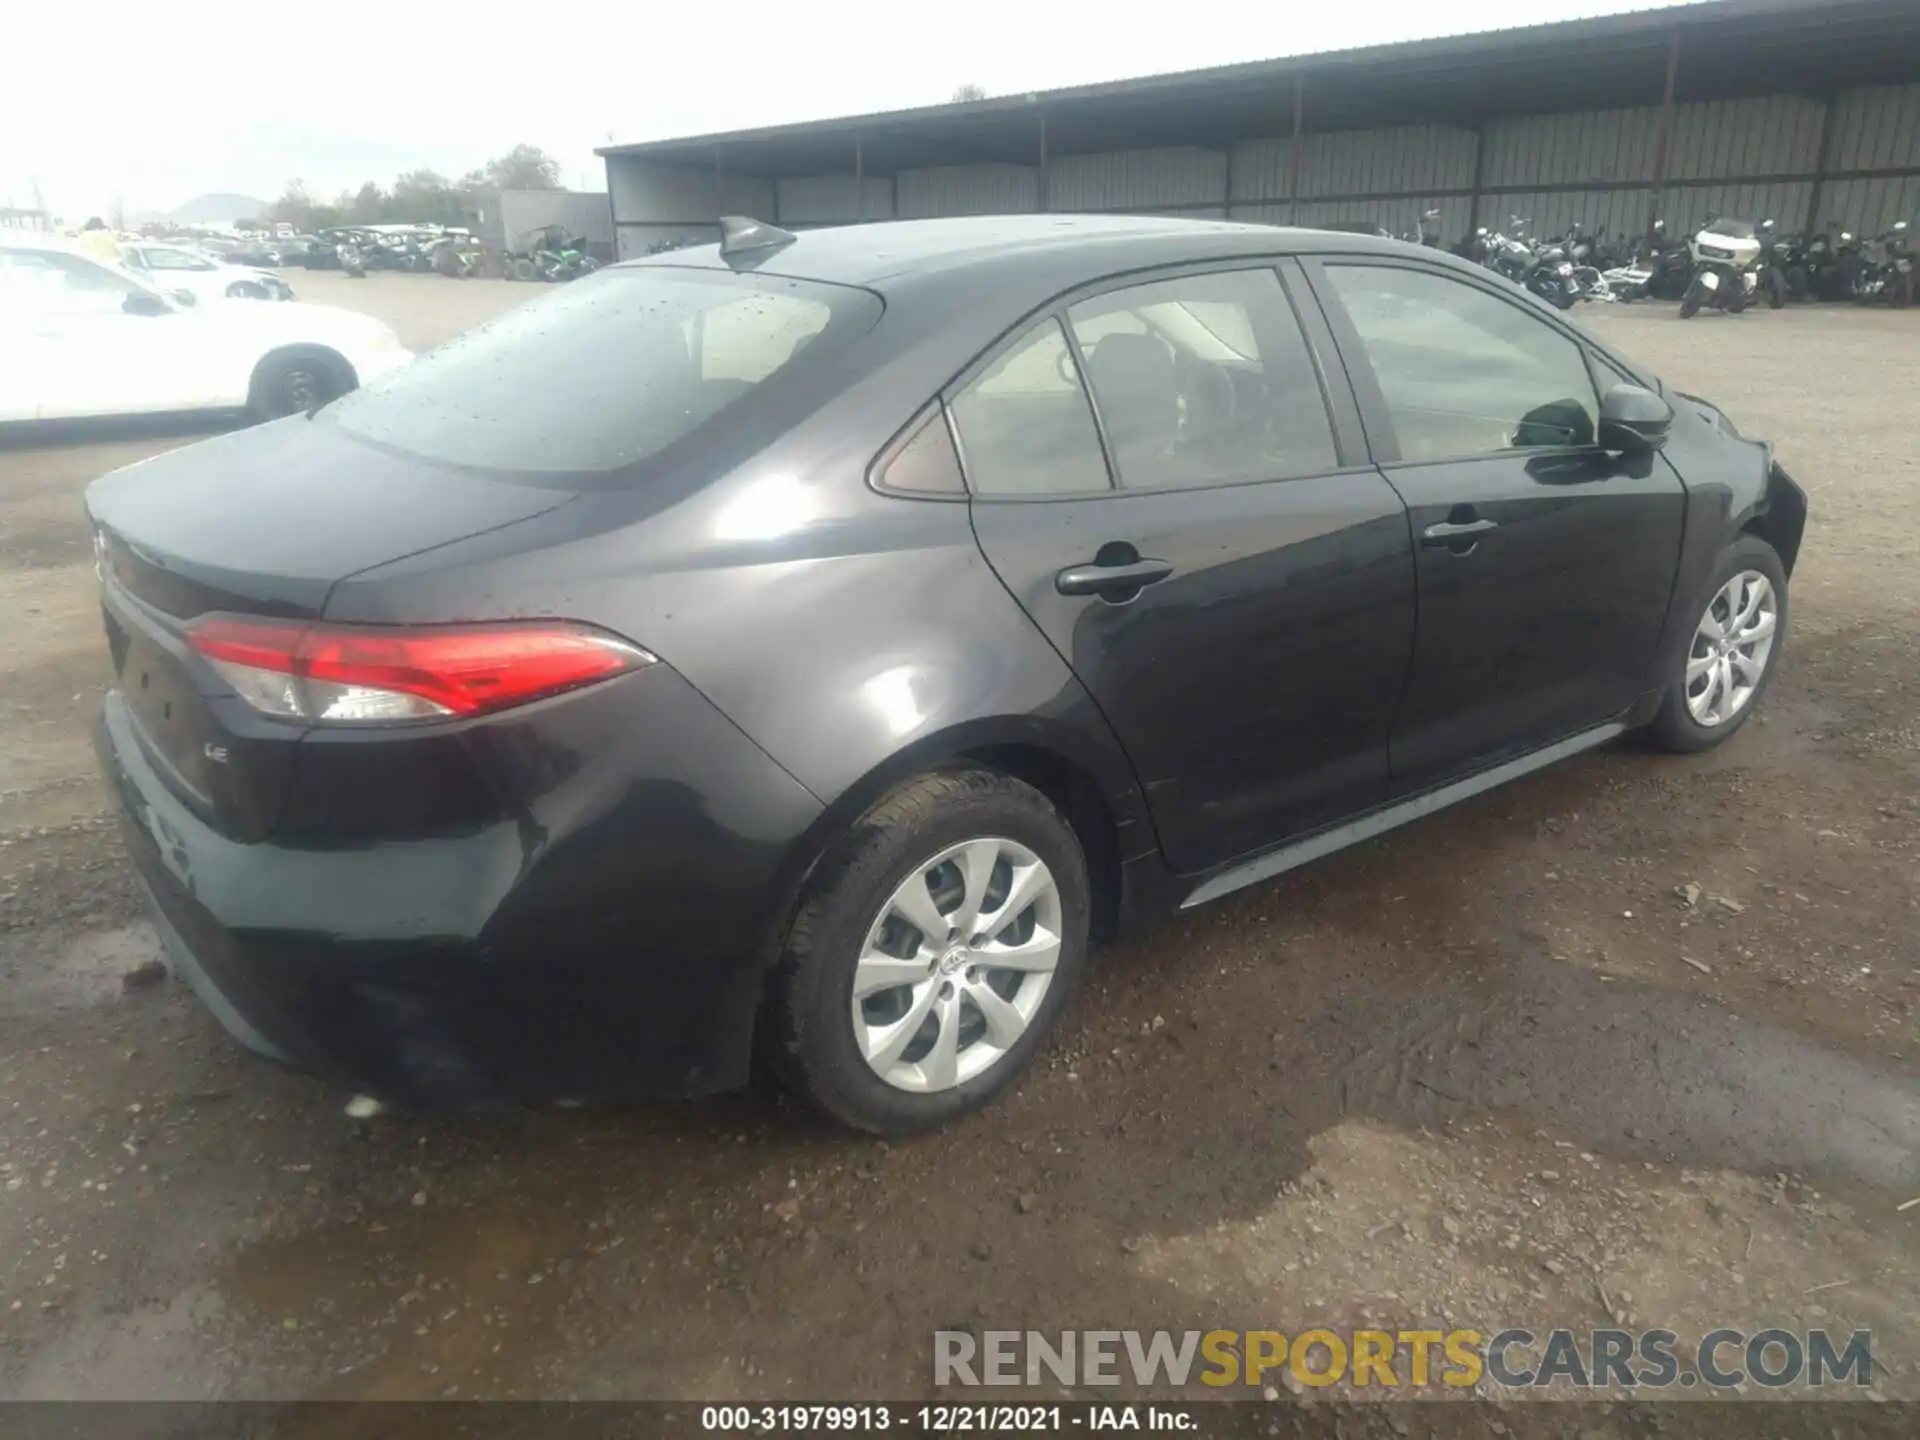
[323,267,882,482]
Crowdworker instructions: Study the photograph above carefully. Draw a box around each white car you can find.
[0,238,413,425]
[119,240,296,303]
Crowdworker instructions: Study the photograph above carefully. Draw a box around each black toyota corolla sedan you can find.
[86,215,1806,1133]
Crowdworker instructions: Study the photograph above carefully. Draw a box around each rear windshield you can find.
[327,267,881,475]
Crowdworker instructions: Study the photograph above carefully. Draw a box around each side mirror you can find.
[123,291,172,317]
[1897,221,1911,233]
[1598,383,1672,454]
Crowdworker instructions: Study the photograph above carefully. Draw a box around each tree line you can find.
[264,145,564,231]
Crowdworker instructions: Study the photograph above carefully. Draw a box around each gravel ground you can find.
[1,272,1916,1404]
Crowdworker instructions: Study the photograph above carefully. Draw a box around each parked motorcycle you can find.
[1484,219,1535,284]
[1679,216,1762,318]
[1852,222,1914,307]
[1757,221,1810,301]
[1522,237,1579,309]
[1804,228,1853,301]
[1751,220,1791,309]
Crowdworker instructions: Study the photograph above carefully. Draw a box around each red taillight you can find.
[187,617,653,725]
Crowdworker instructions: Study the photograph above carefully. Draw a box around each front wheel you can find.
[1764,270,1787,309]
[247,350,351,423]
[769,768,1091,1134]
[1678,280,1704,318]
[1642,536,1787,754]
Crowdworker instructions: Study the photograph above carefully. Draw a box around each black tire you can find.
[247,349,352,423]
[1764,270,1786,309]
[1678,281,1703,319]
[1893,269,1914,310]
[769,768,1091,1135]
[1642,535,1788,754]
[1787,266,1810,302]
[1723,280,1748,314]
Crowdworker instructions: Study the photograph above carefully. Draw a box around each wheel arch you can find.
[1739,462,1807,578]
[770,715,1135,950]
[744,714,1138,1075]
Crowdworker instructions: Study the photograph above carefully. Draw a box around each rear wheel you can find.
[247,350,352,423]
[1643,536,1787,753]
[510,256,539,282]
[769,768,1090,1134]
[1764,269,1787,309]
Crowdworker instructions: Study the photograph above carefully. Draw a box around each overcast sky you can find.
[5,0,1655,220]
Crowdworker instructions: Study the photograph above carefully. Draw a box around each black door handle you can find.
[1055,557,1174,598]
[1421,518,1499,547]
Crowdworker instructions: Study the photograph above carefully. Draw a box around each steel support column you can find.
[1645,26,1683,236]
[1287,72,1306,224]
[854,137,865,222]
[1037,112,1050,213]
[1466,123,1487,236]
[1804,91,1841,235]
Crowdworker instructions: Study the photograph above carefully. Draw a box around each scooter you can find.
[1678,217,1762,318]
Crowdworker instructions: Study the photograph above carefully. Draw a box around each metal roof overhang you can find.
[598,0,1920,179]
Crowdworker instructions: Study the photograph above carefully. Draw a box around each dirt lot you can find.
[1,271,1916,1405]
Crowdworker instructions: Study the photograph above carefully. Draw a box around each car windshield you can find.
[1704,219,1756,239]
[0,246,174,313]
[326,266,882,478]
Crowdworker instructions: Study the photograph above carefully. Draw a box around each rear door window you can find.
[327,268,880,476]
[1066,268,1337,489]
[948,318,1112,497]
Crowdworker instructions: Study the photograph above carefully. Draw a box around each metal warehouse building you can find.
[598,0,1920,258]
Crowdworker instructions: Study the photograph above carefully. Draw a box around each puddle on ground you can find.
[0,923,166,1014]
[1320,946,1920,1193]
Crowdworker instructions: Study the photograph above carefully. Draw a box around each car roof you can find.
[623,214,1433,288]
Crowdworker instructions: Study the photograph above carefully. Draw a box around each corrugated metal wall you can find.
[895,164,1041,217]
[1048,147,1226,211]
[492,190,614,251]
[609,163,773,225]
[776,175,895,224]
[614,222,721,260]
[607,81,1920,242]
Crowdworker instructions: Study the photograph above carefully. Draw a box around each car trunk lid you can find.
[87,418,572,839]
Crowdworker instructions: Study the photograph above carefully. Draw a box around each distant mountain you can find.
[168,192,270,224]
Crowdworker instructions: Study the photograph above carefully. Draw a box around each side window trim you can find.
[1296,255,1402,465]
[1302,254,1608,468]
[867,400,969,502]
[1275,258,1369,470]
[1056,309,1124,497]
[935,255,1376,502]
[941,312,1118,502]
[945,314,1117,502]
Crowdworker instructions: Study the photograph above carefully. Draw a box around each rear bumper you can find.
[94,664,824,1107]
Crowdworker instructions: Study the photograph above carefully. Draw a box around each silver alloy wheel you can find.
[1685,569,1778,727]
[851,837,1063,1094]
